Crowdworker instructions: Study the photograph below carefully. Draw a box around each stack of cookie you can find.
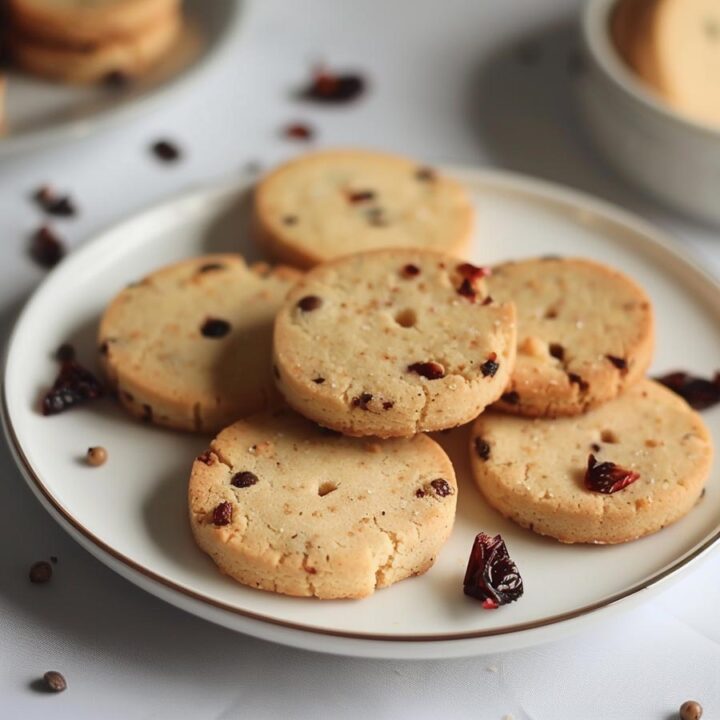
[97,148,713,603]
[6,0,183,84]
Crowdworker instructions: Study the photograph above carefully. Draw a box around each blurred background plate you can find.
[0,0,242,157]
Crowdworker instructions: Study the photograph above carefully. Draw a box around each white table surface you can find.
[1,1,719,718]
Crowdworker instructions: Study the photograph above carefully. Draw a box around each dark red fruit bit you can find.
[297,295,322,312]
[231,471,259,488]
[352,392,373,410]
[201,318,231,338]
[55,343,75,363]
[430,478,454,497]
[31,226,65,268]
[606,355,628,372]
[401,264,420,278]
[549,343,565,361]
[590,442,601,452]
[463,533,524,606]
[212,501,232,526]
[457,262,491,281]
[415,167,437,182]
[151,140,181,162]
[103,69,130,88]
[415,488,426,498]
[197,450,214,465]
[347,190,375,204]
[457,278,477,300]
[568,372,589,391]
[474,437,491,460]
[198,262,225,273]
[34,186,77,217]
[284,122,314,141]
[42,357,104,415]
[29,561,52,584]
[655,371,720,410]
[481,295,493,306]
[501,391,520,405]
[585,454,640,494]
[382,400,394,410]
[408,361,445,380]
[480,357,499,377]
[43,671,67,693]
[312,377,325,384]
[302,68,366,103]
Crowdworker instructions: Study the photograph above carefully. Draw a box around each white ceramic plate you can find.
[3,169,719,659]
[0,0,241,156]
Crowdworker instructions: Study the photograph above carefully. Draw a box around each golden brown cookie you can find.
[470,379,713,544]
[487,257,654,417]
[273,249,517,437]
[189,409,457,599]
[99,255,302,433]
[253,149,475,269]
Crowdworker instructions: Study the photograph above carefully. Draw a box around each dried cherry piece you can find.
[463,533,524,606]
[401,264,420,278]
[347,190,375,203]
[568,372,589,392]
[456,263,491,281]
[31,226,65,268]
[655,371,720,411]
[34,186,77,217]
[480,354,499,377]
[212,501,232,526]
[151,140,181,163]
[231,471,259,488]
[430,478,453,497]
[297,295,322,312]
[585,454,639,494]
[284,122,315,141]
[201,318,231,338]
[42,354,104,416]
[549,343,565,361]
[382,400,394,410]
[352,392,373,410]
[606,355,628,372]
[301,68,366,103]
[408,361,445,380]
[457,278,477,300]
[474,437,491,460]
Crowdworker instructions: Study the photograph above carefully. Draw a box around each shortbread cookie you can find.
[470,379,713,544]
[487,257,654,417]
[189,409,457,599]
[273,249,517,437]
[613,0,720,128]
[8,0,180,46]
[253,149,475,269]
[99,255,302,433]
[8,12,180,84]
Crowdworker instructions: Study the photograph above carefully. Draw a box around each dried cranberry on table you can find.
[283,122,315,141]
[31,226,65,268]
[29,561,52,584]
[655,370,720,410]
[463,533,524,607]
[42,671,67,693]
[300,67,366,103]
[42,346,104,415]
[584,454,639,494]
[151,139,182,162]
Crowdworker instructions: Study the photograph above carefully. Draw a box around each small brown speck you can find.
[501,391,520,405]
[29,561,52,584]
[86,446,107,467]
[297,295,322,312]
[352,392,373,410]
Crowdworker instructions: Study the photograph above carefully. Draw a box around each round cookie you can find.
[8,0,180,46]
[189,409,458,599]
[273,249,517,438]
[8,13,181,84]
[487,257,654,417]
[252,149,475,269]
[470,379,713,544]
[99,255,302,433]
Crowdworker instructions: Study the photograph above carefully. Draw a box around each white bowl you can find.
[578,0,720,225]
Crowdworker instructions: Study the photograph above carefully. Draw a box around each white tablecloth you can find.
[1,1,719,718]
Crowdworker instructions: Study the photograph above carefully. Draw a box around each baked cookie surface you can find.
[8,12,181,84]
[470,379,713,544]
[487,257,654,417]
[253,149,474,268]
[189,410,457,599]
[273,249,517,437]
[99,255,301,433]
